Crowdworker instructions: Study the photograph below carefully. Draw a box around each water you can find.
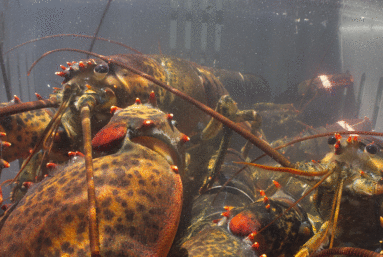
[0,0,382,256]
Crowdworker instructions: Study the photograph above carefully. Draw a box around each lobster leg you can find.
[199,95,260,193]
[199,125,233,194]
[201,95,259,141]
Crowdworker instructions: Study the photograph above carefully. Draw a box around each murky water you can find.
[0,0,382,256]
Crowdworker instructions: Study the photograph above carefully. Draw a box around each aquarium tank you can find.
[0,0,382,256]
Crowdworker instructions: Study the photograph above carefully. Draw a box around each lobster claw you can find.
[91,121,127,152]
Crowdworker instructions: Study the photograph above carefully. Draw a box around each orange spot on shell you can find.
[55,71,66,77]
[142,120,155,128]
[252,242,260,250]
[248,232,257,240]
[2,142,11,148]
[110,106,122,114]
[149,91,157,106]
[68,151,85,158]
[272,180,281,189]
[13,95,21,103]
[1,160,10,169]
[171,165,179,174]
[167,113,174,120]
[46,163,57,169]
[180,134,190,144]
[35,93,43,100]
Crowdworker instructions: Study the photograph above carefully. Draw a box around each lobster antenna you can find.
[4,34,142,56]
[88,0,112,55]
[28,48,292,167]
[0,42,11,101]
[80,103,101,256]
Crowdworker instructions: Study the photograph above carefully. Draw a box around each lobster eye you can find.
[94,64,109,79]
[366,144,379,155]
[328,136,337,145]
[171,120,178,128]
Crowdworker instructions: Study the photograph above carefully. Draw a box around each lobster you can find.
[233,129,383,256]
[0,100,185,256]
[172,148,313,257]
